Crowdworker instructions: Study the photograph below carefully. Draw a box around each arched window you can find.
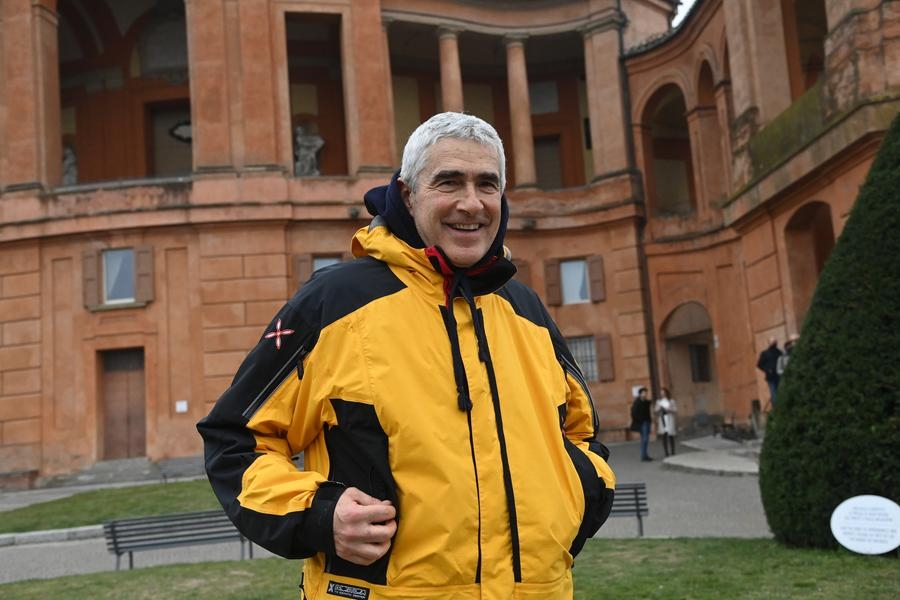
[641,84,696,217]
[785,201,835,327]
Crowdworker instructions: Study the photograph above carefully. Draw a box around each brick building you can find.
[0,0,897,485]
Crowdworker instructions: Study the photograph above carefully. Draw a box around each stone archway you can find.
[660,302,721,426]
[785,201,835,328]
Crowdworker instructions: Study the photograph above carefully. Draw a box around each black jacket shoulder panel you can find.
[496,279,552,329]
[289,257,407,330]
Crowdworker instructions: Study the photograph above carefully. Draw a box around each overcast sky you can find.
[673,0,698,26]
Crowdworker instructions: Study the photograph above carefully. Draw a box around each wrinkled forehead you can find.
[421,137,501,177]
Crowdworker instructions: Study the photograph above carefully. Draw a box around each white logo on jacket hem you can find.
[326,581,370,599]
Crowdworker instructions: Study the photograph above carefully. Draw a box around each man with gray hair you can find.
[199,112,615,599]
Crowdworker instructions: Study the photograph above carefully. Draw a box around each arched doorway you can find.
[785,201,835,328]
[661,302,721,425]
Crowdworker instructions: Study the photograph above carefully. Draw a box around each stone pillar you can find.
[185,0,233,171]
[714,82,734,192]
[382,18,397,163]
[823,0,898,119]
[438,27,464,113]
[235,0,278,168]
[1,0,61,190]
[686,107,727,216]
[505,35,536,188]
[345,0,395,173]
[581,13,629,180]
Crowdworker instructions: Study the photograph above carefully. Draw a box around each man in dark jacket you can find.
[630,387,653,462]
[756,337,783,406]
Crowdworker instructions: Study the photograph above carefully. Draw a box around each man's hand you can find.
[333,487,397,565]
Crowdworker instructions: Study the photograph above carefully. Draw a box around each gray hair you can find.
[400,112,506,193]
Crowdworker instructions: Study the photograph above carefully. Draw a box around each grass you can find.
[0,480,220,534]
[0,538,897,599]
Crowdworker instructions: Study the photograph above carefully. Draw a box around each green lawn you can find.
[2,482,897,598]
[0,539,897,599]
[0,480,219,534]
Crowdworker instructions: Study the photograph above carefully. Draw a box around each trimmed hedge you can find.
[758,114,900,549]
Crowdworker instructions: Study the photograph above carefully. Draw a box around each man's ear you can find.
[397,178,413,210]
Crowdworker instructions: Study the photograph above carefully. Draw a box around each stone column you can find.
[1,0,61,190]
[686,107,727,217]
[581,13,629,180]
[382,18,397,163]
[505,35,536,188]
[438,27,464,113]
[714,82,734,192]
[345,0,395,173]
[236,0,278,168]
[185,0,233,171]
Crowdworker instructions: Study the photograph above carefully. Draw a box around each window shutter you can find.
[588,254,605,303]
[82,249,100,309]
[512,258,531,287]
[134,245,155,303]
[597,333,615,382]
[292,254,313,293]
[544,259,561,306]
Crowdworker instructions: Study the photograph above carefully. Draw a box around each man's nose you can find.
[457,182,482,211]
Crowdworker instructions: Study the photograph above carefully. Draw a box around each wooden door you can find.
[101,348,146,459]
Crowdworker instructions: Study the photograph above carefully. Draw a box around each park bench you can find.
[103,509,253,570]
[610,482,649,536]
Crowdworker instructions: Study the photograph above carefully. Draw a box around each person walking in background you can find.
[630,387,653,462]
[654,387,677,457]
[756,337,782,407]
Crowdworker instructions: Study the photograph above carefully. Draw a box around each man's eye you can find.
[479,181,499,192]
[436,180,458,189]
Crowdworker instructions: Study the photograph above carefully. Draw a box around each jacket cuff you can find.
[300,481,346,555]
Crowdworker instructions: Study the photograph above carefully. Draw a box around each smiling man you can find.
[199,112,616,600]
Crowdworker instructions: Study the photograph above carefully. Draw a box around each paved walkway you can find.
[0,436,770,584]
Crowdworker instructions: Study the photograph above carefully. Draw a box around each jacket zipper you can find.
[470,304,522,582]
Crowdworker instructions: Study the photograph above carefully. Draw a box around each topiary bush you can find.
[758,113,900,549]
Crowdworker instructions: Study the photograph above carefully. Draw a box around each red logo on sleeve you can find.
[264,318,295,350]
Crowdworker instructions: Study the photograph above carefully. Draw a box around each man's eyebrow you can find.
[429,169,465,183]
[428,169,500,183]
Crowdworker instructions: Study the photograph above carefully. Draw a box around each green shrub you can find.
[758,114,900,548]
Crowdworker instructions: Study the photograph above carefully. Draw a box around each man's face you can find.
[400,138,502,268]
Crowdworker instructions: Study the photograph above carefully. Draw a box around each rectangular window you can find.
[534,135,562,190]
[689,343,712,382]
[560,259,589,304]
[566,335,598,382]
[313,256,342,272]
[103,249,135,304]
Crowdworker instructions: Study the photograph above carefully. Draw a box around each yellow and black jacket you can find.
[198,219,616,600]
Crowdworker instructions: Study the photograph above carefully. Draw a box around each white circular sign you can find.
[830,495,900,555]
